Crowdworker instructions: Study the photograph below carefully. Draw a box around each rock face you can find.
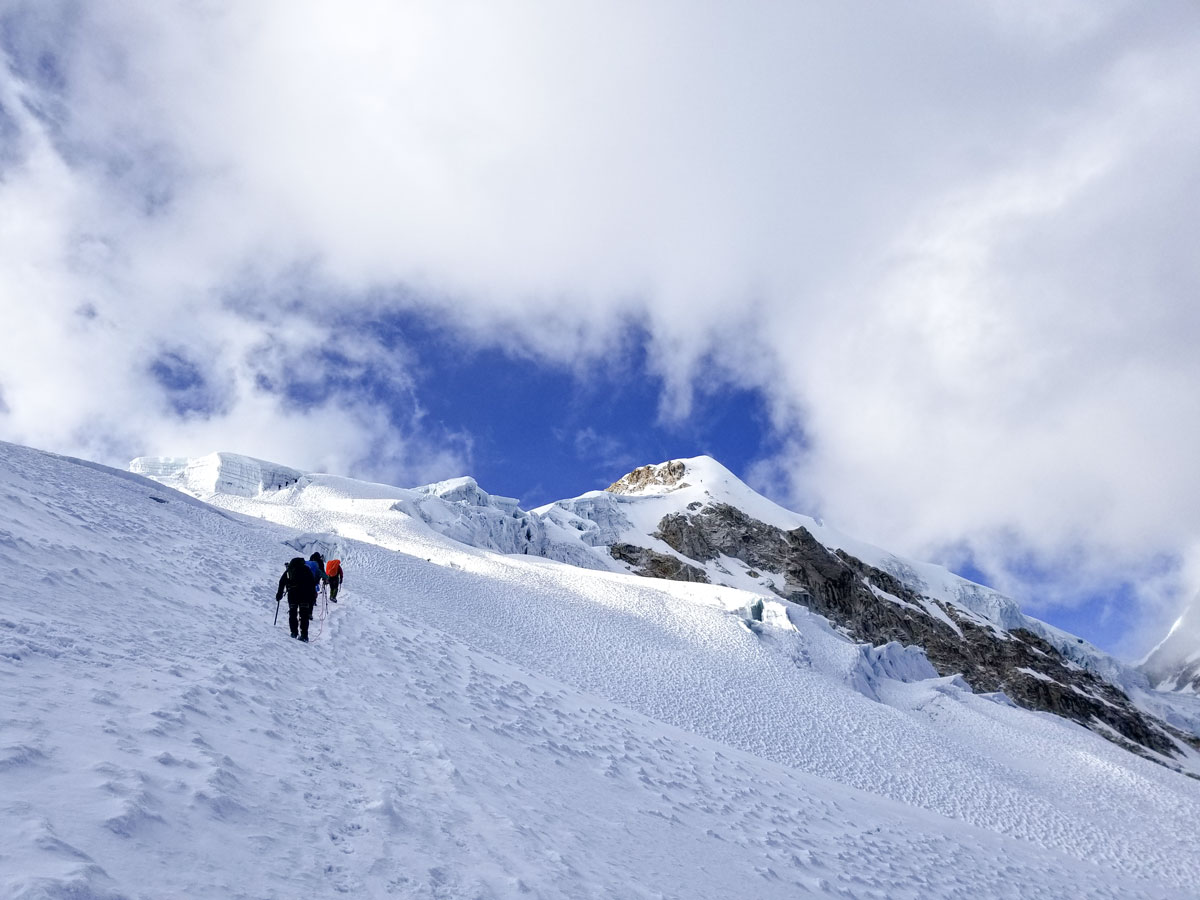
[609,542,710,583]
[632,499,1188,760]
[607,461,689,495]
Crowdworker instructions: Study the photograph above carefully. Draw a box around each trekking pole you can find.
[274,597,280,626]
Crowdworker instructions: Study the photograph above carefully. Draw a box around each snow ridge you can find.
[130,452,303,497]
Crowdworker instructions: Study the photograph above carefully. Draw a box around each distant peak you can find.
[1140,593,1200,689]
[605,456,732,496]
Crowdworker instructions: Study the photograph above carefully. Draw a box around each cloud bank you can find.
[3,0,1199,654]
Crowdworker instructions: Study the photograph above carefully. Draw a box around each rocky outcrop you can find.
[644,501,1186,760]
[606,461,689,495]
[610,543,711,583]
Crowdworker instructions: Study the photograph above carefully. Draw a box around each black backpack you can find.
[285,557,314,593]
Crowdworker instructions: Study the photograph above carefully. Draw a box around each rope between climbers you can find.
[311,582,330,640]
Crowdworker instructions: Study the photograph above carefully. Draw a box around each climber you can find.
[306,552,327,588]
[276,557,317,641]
[325,558,344,603]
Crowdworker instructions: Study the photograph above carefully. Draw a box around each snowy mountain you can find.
[133,451,1200,763]
[11,440,1200,897]
[1141,594,1200,693]
[537,458,1200,761]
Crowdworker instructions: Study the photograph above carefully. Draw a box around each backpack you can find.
[326,559,342,577]
[285,557,316,595]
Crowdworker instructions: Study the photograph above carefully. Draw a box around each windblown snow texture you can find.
[5,441,1200,898]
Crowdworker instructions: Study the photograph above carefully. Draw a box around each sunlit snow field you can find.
[3,441,1200,899]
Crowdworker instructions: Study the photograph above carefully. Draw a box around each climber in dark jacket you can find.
[276,557,317,641]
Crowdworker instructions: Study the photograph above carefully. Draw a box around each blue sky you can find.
[375,311,785,508]
[3,1,1200,659]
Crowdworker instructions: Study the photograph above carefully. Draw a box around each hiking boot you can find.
[299,636,309,642]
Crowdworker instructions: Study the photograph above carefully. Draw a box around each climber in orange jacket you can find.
[325,558,344,603]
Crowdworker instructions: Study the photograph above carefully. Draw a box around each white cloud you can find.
[0,33,467,484]
[772,34,1200,621]
[3,0,1199,654]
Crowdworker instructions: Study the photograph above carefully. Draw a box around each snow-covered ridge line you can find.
[130,452,611,571]
[131,452,303,497]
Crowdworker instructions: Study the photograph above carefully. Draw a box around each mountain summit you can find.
[604,456,744,496]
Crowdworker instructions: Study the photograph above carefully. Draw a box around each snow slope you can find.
[6,440,1200,898]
